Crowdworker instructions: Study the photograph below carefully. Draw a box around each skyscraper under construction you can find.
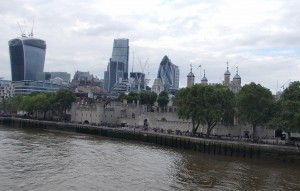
[8,33,46,81]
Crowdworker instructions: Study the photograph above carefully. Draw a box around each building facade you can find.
[0,80,15,102]
[129,72,145,91]
[13,80,70,96]
[222,64,242,93]
[104,39,129,91]
[9,37,46,81]
[157,55,180,92]
[104,61,125,92]
[111,38,129,79]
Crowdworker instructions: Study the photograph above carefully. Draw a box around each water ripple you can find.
[0,125,299,191]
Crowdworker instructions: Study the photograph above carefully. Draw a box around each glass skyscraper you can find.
[157,55,180,91]
[9,37,46,81]
[111,38,129,79]
[104,38,129,91]
[104,60,125,91]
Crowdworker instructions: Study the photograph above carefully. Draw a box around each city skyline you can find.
[0,0,300,93]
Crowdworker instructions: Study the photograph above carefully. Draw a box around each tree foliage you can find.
[175,84,235,137]
[236,82,274,138]
[139,91,157,105]
[127,92,139,103]
[55,89,76,114]
[7,89,75,120]
[269,81,300,141]
[117,91,157,106]
[157,91,169,108]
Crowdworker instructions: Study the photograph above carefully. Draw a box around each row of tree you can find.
[1,81,299,141]
[1,89,76,120]
[175,81,300,141]
[118,91,170,108]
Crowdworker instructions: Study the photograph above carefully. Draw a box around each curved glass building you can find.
[9,37,46,81]
[157,55,179,91]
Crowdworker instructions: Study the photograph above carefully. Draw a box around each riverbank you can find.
[1,117,299,164]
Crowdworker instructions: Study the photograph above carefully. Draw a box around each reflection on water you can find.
[0,124,299,191]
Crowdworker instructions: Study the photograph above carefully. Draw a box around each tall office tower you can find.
[104,60,125,91]
[157,55,180,91]
[104,70,109,91]
[9,36,46,81]
[173,65,180,89]
[111,39,129,79]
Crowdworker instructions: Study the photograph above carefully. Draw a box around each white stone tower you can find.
[231,67,241,93]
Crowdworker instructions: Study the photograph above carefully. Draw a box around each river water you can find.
[0,124,299,191]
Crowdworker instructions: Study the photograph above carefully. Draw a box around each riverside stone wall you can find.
[0,117,299,165]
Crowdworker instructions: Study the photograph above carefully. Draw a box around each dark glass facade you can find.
[107,61,125,91]
[9,37,46,81]
[111,39,129,79]
[12,80,69,96]
[157,55,180,91]
[130,72,145,90]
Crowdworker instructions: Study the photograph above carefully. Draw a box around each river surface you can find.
[0,124,299,191]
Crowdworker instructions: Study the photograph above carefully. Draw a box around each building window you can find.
[132,113,135,118]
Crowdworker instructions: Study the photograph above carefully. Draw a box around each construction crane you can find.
[137,57,149,92]
[281,79,291,91]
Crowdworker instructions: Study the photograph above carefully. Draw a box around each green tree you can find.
[127,92,139,104]
[139,91,157,105]
[0,99,11,115]
[269,81,300,141]
[117,92,128,102]
[54,89,76,116]
[9,96,24,112]
[157,91,169,108]
[34,93,52,119]
[176,84,235,137]
[236,82,274,139]
[20,95,35,115]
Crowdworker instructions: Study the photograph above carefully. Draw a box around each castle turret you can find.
[224,61,231,87]
[187,65,195,88]
[231,67,241,93]
[201,69,208,85]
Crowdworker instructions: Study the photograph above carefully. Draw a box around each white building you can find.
[0,80,15,102]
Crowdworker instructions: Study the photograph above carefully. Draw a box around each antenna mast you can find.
[137,57,149,92]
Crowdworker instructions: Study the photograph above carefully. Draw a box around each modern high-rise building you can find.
[111,38,129,79]
[157,55,180,91]
[130,72,145,91]
[9,36,46,81]
[104,60,125,91]
[104,38,129,91]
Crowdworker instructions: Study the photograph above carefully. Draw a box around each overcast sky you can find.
[1,0,299,93]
